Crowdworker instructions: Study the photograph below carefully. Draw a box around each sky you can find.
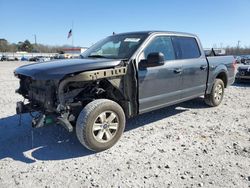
[0,0,250,48]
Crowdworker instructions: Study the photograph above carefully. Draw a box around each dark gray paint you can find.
[14,58,121,80]
[138,60,183,112]
[180,58,208,99]
[206,56,235,93]
[14,31,236,116]
[135,32,235,114]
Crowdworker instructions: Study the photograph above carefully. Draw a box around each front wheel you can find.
[204,78,225,107]
[76,99,125,151]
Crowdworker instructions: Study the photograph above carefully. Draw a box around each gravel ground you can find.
[0,61,249,188]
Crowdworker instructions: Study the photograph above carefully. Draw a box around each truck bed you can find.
[206,55,235,93]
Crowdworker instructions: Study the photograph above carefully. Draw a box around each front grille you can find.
[29,80,55,109]
[239,69,250,76]
[29,85,47,104]
[18,76,56,111]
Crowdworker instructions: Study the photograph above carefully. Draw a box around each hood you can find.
[238,64,250,70]
[14,58,122,80]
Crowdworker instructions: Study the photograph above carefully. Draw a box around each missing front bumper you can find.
[31,113,73,132]
[16,101,73,132]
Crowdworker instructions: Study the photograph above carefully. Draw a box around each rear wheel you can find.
[76,99,125,151]
[205,78,224,107]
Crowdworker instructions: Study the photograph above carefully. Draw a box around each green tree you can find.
[0,39,8,52]
[8,43,18,52]
[17,40,33,52]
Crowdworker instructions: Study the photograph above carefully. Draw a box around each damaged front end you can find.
[15,65,128,132]
[14,75,66,130]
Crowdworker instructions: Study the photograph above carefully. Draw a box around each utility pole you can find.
[237,40,240,55]
[34,34,37,45]
[237,40,240,48]
[34,34,37,53]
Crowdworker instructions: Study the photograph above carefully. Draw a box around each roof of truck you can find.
[113,31,197,37]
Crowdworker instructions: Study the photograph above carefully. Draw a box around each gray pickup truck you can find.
[14,31,236,151]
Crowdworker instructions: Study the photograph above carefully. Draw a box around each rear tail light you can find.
[232,60,237,73]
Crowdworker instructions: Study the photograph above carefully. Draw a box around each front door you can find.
[137,36,183,113]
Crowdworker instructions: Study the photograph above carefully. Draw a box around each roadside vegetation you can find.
[0,39,74,53]
[1,38,250,55]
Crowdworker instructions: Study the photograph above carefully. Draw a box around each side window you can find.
[172,37,201,59]
[143,36,175,61]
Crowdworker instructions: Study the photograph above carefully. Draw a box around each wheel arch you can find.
[206,65,229,95]
[216,71,228,88]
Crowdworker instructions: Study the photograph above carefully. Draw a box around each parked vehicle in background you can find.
[235,56,242,64]
[29,56,40,62]
[14,31,236,151]
[21,56,29,61]
[8,56,18,61]
[52,53,75,59]
[29,56,51,62]
[240,55,250,64]
[1,56,18,61]
[236,64,250,82]
[0,55,8,61]
[53,54,66,59]
[37,56,51,62]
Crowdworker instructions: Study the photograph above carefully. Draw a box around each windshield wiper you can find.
[88,55,107,58]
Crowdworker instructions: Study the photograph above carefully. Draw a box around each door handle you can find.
[200,65,207,70]
[173,68,182,74]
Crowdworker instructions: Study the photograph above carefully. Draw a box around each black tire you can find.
[76,99,125,151]
[204,78,225,107]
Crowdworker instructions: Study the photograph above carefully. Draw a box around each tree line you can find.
[225,47,250,55]
[0,39,72,53]
[0,38,250,55]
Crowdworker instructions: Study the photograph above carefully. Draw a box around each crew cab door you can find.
[171,37,208,98]
[137,36,182,113]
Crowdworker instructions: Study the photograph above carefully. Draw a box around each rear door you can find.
[137,35,183,113]
[171,36,208,99]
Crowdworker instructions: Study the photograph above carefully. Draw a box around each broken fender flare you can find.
[57,66,127,111]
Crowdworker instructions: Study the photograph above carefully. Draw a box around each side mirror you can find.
[139,52,165,68]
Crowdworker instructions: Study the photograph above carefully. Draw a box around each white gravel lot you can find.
[0,61,249,188]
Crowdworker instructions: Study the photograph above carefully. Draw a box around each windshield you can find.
[81,33,148,59]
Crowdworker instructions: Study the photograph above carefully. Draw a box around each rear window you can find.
[172,37,201,59]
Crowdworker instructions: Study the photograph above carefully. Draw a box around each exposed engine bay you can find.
[15,65,136,132]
